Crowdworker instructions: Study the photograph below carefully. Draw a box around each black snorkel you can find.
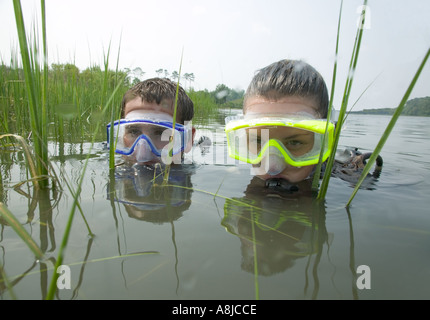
[265,178,299,193]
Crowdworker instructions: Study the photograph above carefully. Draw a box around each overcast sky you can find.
[1,0,429,110]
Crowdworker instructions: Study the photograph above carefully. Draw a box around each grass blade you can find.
[163,48,184,184]
[40,0,48,177]
[45,74,127,300]
[318,0,368,200]
[0,266,18,300]
[1,134,40,187]
[0,202,44,259]
[109,33,123,169]
[13,0,49,187]
[312,0,343,191]
[346,47,430,207]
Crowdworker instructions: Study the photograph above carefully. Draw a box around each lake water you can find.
[1,113,429,300]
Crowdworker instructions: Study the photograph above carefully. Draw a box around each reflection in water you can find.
[106,163,196,295]
[0,185,56,299]
[2,115,430,299]
[107,163,195,224]
[0,181,95,300]
[222,176,331,298]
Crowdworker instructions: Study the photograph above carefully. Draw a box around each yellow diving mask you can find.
[224,114,335,171]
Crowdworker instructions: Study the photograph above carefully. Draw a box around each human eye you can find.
[156,127,171,137]
[285,139,306,149]
[151,127,172,142]
[284,136,313,155]
[125,125,142,138]
[286,139,305,146]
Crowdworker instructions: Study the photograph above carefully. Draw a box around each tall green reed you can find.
[0,134,39,185]
[41,0,48,171]
[314,0,429,207]
[317,0,368,200]
[112,41,123,168]
[162,48,184,185]
[7,0,129,299]
[346,47,429,207]
[107,36,124,170]
[0,201,44,259]
[187,89,218,121]
[45,76,126,300]
[312,0,343,192]
[13,0,49,188]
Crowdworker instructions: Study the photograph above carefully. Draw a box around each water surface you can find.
[1,113,429,300]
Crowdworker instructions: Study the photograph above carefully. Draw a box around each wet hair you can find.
[244,59,329,118]
[120,77,194,123]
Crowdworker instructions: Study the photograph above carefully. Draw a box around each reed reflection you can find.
[222,176,329,298]
[108,164,194,223]
[0,148,95,300]
[107,164,195,294]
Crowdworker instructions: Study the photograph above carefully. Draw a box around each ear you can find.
[184,126,196,153]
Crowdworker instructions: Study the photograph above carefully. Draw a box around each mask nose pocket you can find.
[262,147,287,176]
[134,138,156,163]
[250,146,288,176]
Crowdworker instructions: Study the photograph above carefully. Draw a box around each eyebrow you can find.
[283,131,313,139]
[125,124,140,129]
[255,130,313,140]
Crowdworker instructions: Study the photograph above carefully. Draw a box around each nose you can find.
[134,138,157,163]
[261,147,287,176]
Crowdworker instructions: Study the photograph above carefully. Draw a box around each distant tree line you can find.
[210,84,244,108]
[350,96,430,116]
[0,63,245,125]
[403,97,430,116]
[154,68,245,108]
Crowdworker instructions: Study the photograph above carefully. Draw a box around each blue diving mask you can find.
[106,111,192,164]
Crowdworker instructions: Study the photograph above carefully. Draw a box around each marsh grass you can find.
[12,0,49,188]
[317,0,368,200]
[315,0,429,206]
[0,201,44,259]
[346,47,430,206]
[108,36,124,169]
[3,1,221,299]
[250,208,260,300]
[187,89,219,122]
[312,0,344,192]
[2,0,128,299]
[2,0,220,301]
[2,0,427,300]
[46,76,126,299]
[162,48,184,185]
[0,134,40,186]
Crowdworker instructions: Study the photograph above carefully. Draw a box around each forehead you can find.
[244,96,320,118]
[124,97,174,118]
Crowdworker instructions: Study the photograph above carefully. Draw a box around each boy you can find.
[225,59,334,186]
[108,77,196,165]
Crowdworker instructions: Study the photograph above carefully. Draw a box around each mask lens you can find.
[123,123,172,151]
[226,117,334,167]
[247,126,317,158]
[108,119,186,159]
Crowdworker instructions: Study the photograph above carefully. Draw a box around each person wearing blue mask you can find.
[108,78,196,165]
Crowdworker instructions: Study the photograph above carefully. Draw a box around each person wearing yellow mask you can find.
[226,59,334,185]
